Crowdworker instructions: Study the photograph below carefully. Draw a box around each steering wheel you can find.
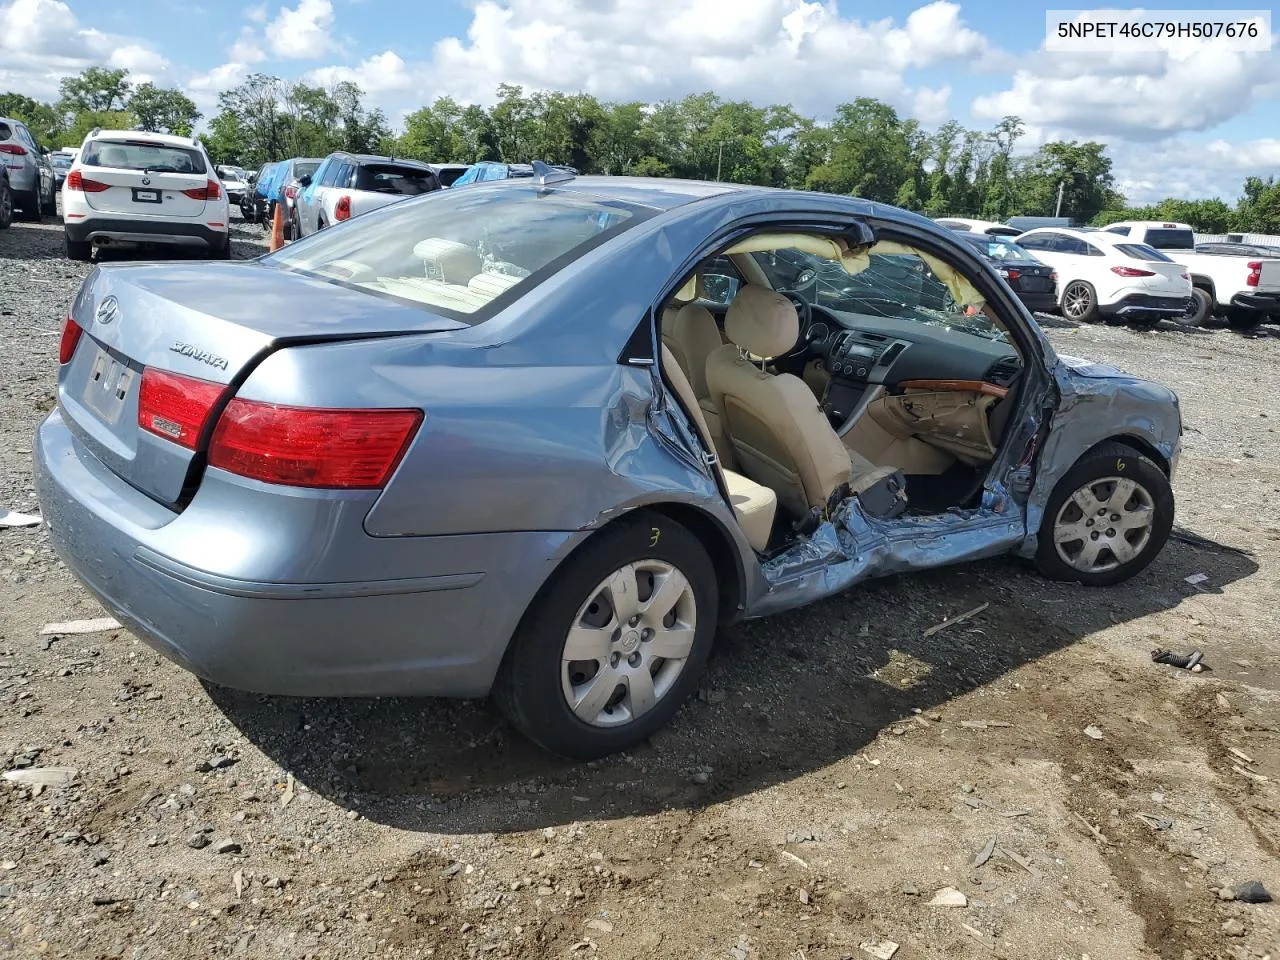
[779,290,814,356]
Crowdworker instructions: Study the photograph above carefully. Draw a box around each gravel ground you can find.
[2,210,1278,960]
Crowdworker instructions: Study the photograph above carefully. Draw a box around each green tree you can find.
[1232,177,1280,233]
[0,92,64,144]
[128,83,200,136]
[57,110,135,149]
[59,67,132,113]
[1013,140,1117,223]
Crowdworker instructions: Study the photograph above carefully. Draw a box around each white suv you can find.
[61,129,230,262]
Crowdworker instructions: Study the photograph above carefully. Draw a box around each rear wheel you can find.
[1226,306,1262,330]
[210,235,231,259]
[1061,281,1099,323]
[0,180,12,229]
[494,512,719,760]
[65,232,90,262]
[1180,288,1212,327]
[1035,442,1173,586]
[16,187,41,222]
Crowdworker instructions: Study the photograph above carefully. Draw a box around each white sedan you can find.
[1015,228,1193,325]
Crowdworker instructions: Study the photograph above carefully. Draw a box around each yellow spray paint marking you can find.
[649,527,661,547]
[1116,459,1126,471]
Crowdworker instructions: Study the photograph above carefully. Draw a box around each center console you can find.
[816,328,913,425]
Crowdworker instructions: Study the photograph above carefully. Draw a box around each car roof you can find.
[527,175,748,211]
[1018,227,1136,248]
[331,152,433,168]
[1106,220,1193,230]
[85,129,203,149]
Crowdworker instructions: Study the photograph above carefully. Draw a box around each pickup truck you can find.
[1101,221,1280,328]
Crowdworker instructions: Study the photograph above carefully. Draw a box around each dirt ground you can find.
[1,210,1277,960]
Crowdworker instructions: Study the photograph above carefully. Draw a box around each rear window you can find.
[353,164,439,195]
[268,186,651,322]
[1116,243,1174,262]
[82,139,206,175]
[294,160,320,179]
[976,238,1036,261]
[435,167,468,187]
[1140,228,1194,250]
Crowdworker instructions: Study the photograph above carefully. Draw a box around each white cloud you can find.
[306,51,412,95]
[265,0,337,59]
[972,40,1279,141]
[229,27,266,63]
[244,1,268,23]
[910,85,951,125]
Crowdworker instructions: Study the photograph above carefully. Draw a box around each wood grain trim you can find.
[899,379,1009,399]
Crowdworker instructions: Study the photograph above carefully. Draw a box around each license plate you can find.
[80,347,135,426]
[132,188,161,203]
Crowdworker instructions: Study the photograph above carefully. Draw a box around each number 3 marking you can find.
[650,527,661,547]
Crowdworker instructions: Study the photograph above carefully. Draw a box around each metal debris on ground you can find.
[1073,812,1112,845]
[960,923,984,939]
[1232,764,1268,783]
[1083,725,1104,740]
[923,602,990,637]
[1183,572,1209,585]
[779,850,809,869]
[859,938,901,959]
[960,720,1013,730]
[997,845,1039,876]
[971,836,996,868]
[39,617,122,636]
[1151,648,1205,671]
[1134,813,1173,830]
[1227,747,1255,764]
[0,509,41,527]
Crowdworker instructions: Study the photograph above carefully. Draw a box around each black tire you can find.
[65,233,91,262]
[1060,280,1099,324]
[16,188,41,222]
[1226,306,1262,330]
[493,511,719,760]
[0,181,12,229]
[210,235,231,259]
[1035,441,1174,587]
[1180,288,1212,327]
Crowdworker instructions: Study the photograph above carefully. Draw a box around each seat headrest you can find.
[412,237,482,285]
[724,285,798,359]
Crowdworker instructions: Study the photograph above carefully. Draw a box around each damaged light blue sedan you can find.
[34,167,1182,759]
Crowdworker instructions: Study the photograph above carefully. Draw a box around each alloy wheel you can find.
[1062,282,1093,321]
[560,560,697,728]
[1053,476,1155,573]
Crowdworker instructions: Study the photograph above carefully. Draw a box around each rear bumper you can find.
[1230,292,1280,317]
[1013,290,1058,312]
[33,407,575,698]
[65,216,228,249]
[1101,293,1193,319]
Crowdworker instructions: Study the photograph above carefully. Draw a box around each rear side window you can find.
[0,122,11,141]
[354,164,440,195]
[82,139,206,174]
[1116,243,1174,262]
[435,166,468,187]
[1141,229,1194,250]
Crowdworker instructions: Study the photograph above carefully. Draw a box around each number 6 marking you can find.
[650,527,661,547]
[1116,458,1126,471]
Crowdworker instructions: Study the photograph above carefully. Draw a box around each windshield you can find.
[52,155,72,169]
[268,186,650,322]
[82,139,206,174]
[971,238,1036,262]
[751,247,1009,343]
[1141,228,1195,250]
[353,163,439,195]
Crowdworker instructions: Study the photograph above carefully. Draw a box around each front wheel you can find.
[493,513,719,760]
[1061,280,1099,324]
[1035,442,1173,586]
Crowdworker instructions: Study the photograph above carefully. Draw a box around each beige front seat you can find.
[660,344,777,552]
[705,285,904,520]
[661,300,733,468]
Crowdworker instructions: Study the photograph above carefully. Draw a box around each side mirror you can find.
[298,174,311,187]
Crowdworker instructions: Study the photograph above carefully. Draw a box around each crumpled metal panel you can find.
[750,484,1025,618]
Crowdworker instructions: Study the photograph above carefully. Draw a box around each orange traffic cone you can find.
[269,202,285,252]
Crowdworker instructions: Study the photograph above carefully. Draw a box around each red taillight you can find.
[1247,261,1262,287]
[1006,269,1020,280]
[0,143,27,155]
[334,195,351,221]
[1111,265,1155,277]
[65,170,110,192]
[59,316,83,364]
[182,179,222,200]
[137,369,227,449]
[208,401,422,489]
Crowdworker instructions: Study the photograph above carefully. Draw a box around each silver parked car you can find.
[34,168,1182,759]
[0,116,56,220]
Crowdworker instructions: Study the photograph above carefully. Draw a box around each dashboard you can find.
[790,301,1023,426]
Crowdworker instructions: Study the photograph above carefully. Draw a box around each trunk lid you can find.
[78,137,211,218]
[59,262,468,507]
[1140,259,1191,293]
[1255,259,1280,294]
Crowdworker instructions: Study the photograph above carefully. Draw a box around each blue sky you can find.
[2,0,1277,203]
